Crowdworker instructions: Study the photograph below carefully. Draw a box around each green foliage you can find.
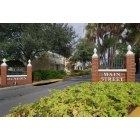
[69,70,91,76]
[32,70,66,81]
[6,60,25,67]
[71,39,95,63]
[6,82,140,117]
[0,23,76,62]
[85,23,140,66]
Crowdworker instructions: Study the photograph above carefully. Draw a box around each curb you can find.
[32,79,63,86]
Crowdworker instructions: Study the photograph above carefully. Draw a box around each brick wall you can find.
[92,57,99,82]
[92,45,135,82]
[7,76,27,85]
[98,71,127,82]
[1,65,7,85]
[27,66,32,84]
[0,59,32,86]
[126,54,135,82]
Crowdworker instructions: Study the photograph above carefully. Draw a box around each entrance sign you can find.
[0,59,32,86]
[92,45,135,82]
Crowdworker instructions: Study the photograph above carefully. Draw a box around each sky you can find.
[69,23,87,38]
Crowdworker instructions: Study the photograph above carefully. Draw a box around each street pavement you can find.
[136,74,140,82]
[0,75,91,117]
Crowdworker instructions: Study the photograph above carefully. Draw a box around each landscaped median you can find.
[5,82,140,117]
[32,79,63,86]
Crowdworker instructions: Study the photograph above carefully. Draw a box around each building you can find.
[32,51,65,71]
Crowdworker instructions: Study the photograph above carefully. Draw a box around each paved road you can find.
[136,74,140,82]
[0,75,91,116]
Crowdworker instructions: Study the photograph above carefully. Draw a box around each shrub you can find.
[6,82,140,117]
[70,70,91,76]
[32,70,66,81]
[32,70,42,81]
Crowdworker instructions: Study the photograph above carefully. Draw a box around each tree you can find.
[71,38,95,70]
[125,24,140,73]
[0,23,76,64]
[86,24,122,67]
[86,24,140,67]
[44,23,76,57]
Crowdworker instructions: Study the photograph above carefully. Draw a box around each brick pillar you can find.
[126,45,135,82]
[1,58,7,86]
[27,60,32,84]
[92,48,99,82]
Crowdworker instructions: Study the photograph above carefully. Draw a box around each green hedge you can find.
[32,70,66,81]
[6,82,140,117]
[69,70,91,76]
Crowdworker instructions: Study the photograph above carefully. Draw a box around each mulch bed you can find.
[128,105,137,114]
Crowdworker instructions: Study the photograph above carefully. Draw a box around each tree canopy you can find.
[0,23,76,63]
[70,23,140,71]
[85,23,140,66]
[86,23,140,53]
[71,38,95,70]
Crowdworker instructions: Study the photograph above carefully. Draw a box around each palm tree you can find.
[86,23,125,68]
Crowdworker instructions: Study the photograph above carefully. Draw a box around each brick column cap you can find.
[92,48,98,58]
[27,59,32,67]
[1,58,7,66]
[126,45,134,56]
